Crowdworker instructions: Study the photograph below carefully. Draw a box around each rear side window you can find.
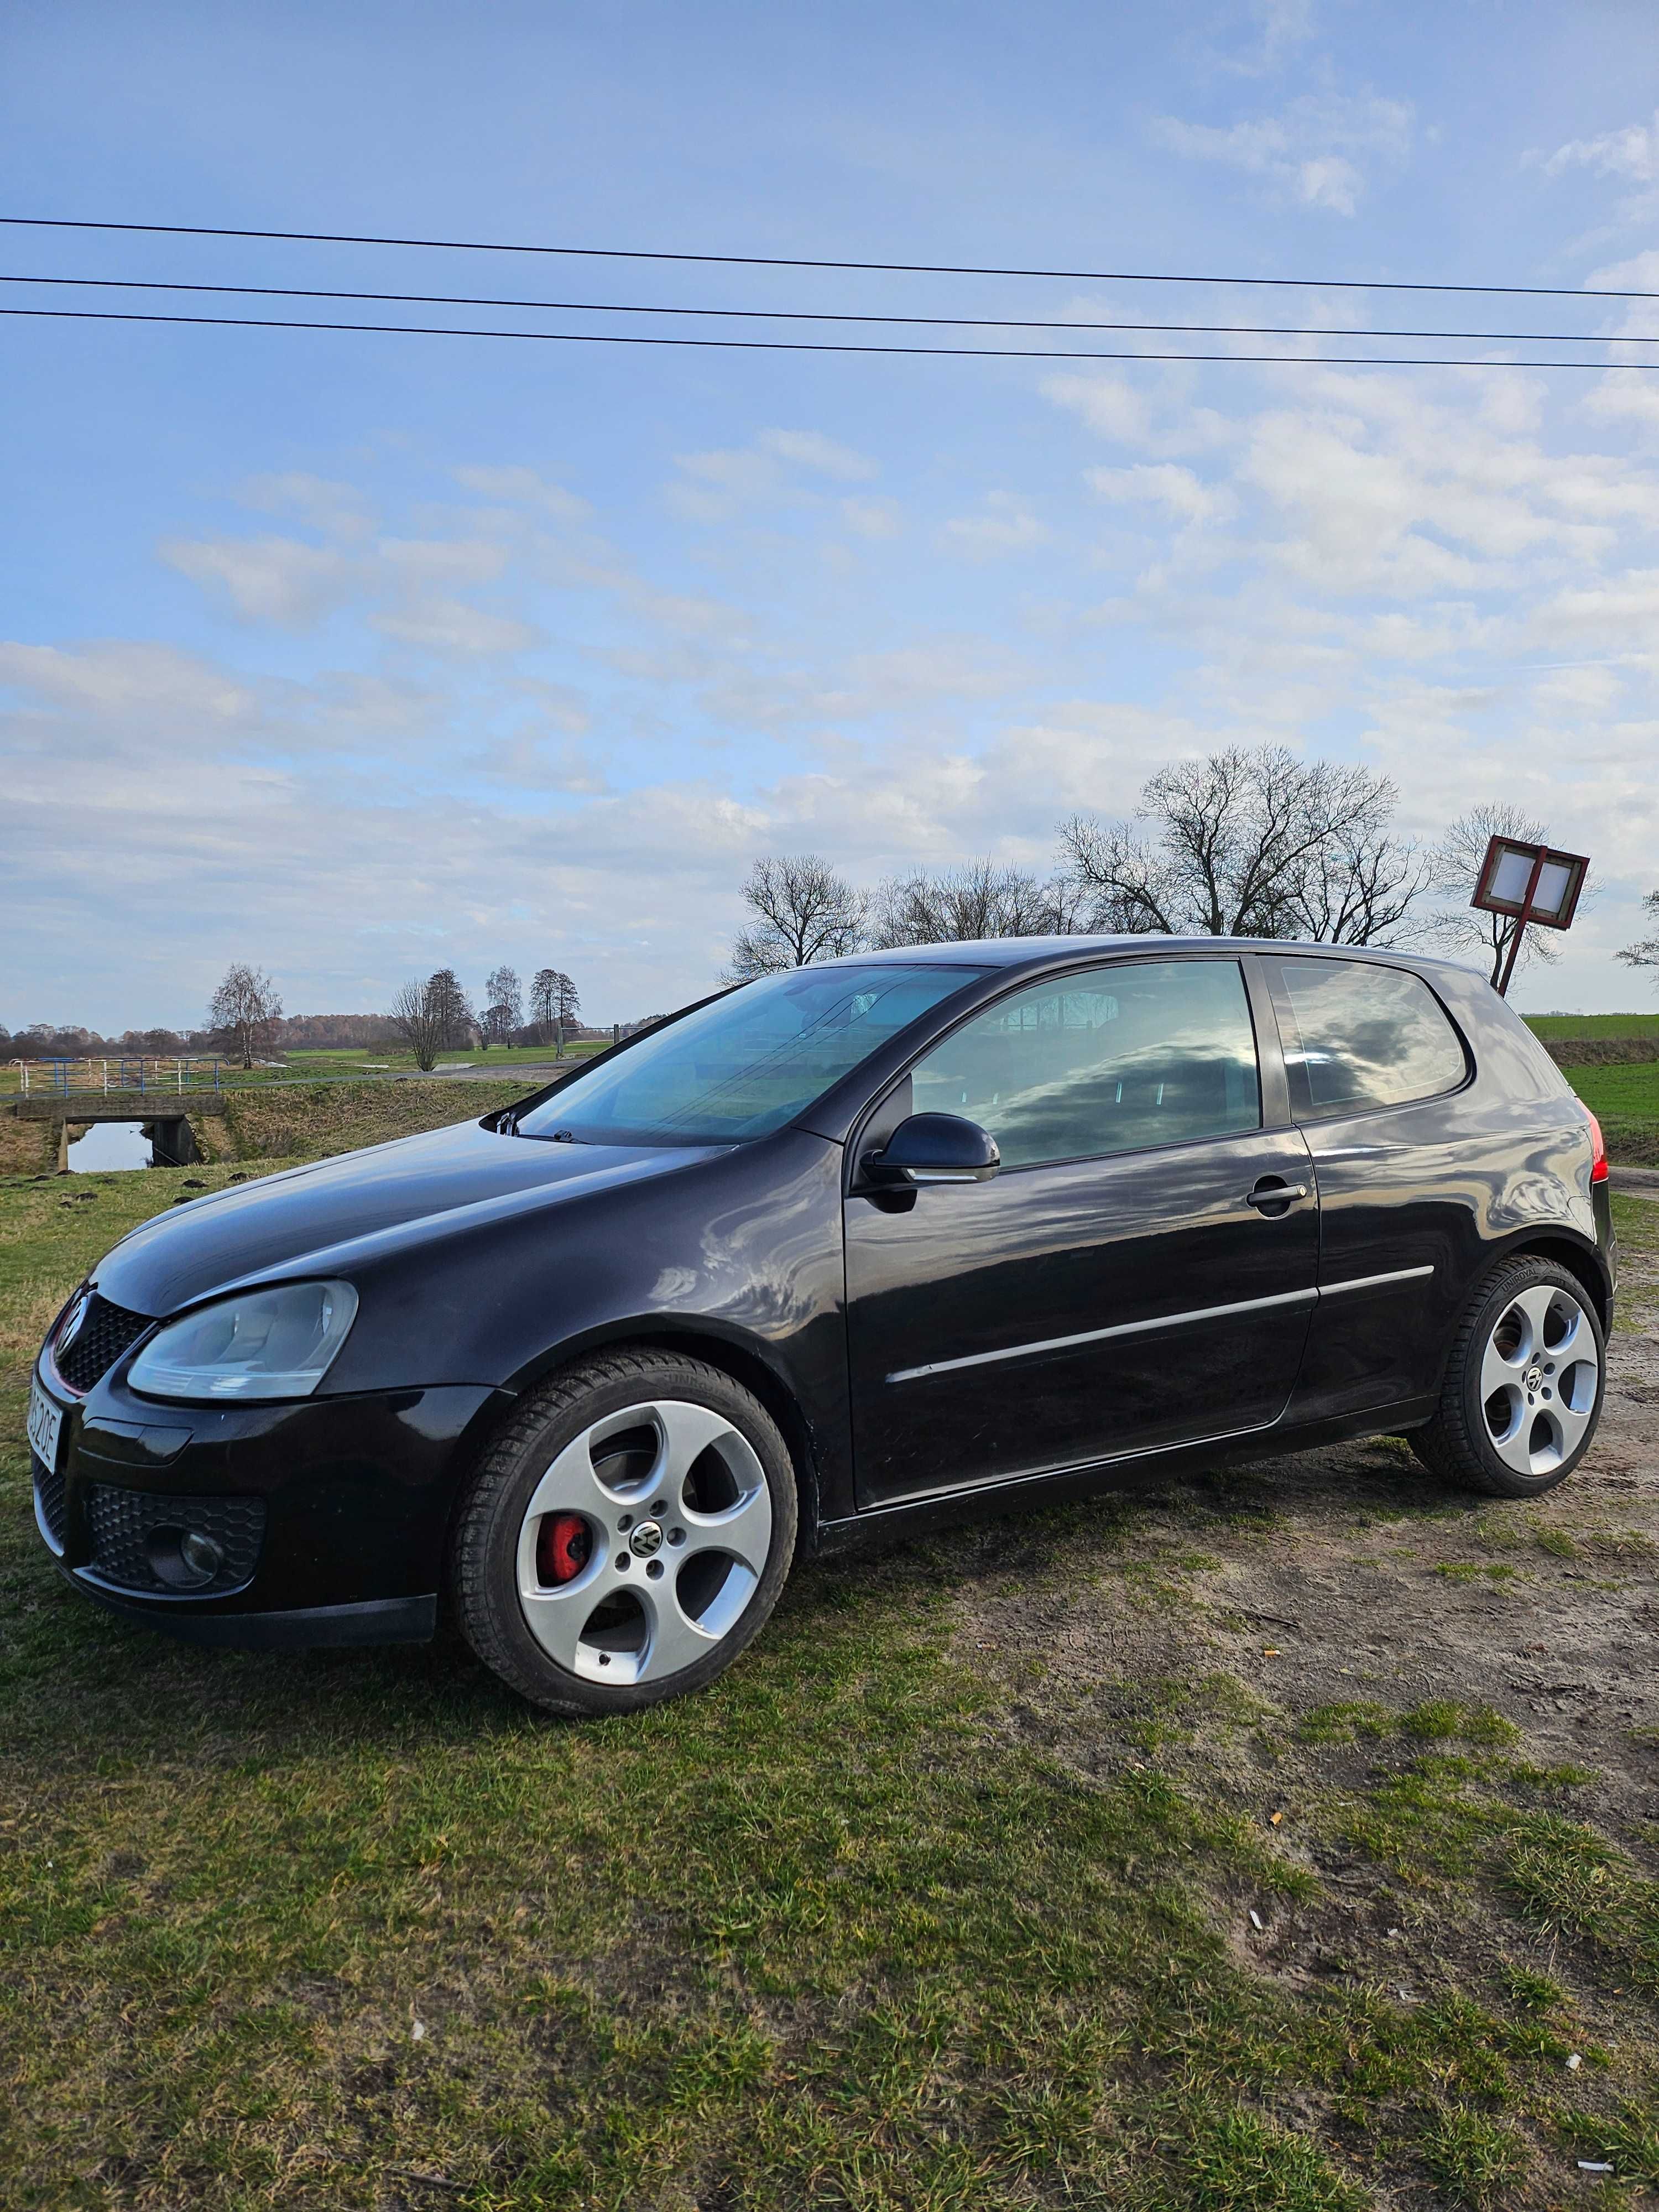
[909,958,1261,1169]
[1271,958,1467,1119]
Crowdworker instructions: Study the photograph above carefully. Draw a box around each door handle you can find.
[1244,1180,1309,1211]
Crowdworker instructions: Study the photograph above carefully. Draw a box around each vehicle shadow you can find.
[3,1430,1473,1770]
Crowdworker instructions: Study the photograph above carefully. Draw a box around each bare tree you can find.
[1618,889,1659,989]
[206,962,283,1069]
[869,859,1081,946]
[480,964,523,1050]
[1423,804,1560,985]
[724,855,867,982]
[388,978,446,1071]
[1287,810,1427,946]
[1058,745,1422,944]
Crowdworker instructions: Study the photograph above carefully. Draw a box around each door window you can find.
[909,959,1261,1169]
[1271,958,1467,1118]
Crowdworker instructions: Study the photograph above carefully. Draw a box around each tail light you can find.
[1585,1108,1609,1187]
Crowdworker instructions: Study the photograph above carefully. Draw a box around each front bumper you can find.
[32,1368,511,1647]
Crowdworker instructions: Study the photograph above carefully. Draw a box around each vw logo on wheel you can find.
[628,1519,665,1559]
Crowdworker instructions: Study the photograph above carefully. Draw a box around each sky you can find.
[4,0,1659,1030]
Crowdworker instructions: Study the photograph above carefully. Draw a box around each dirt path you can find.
[946,1196,1659,2121]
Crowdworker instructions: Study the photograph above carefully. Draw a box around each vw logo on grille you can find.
[56,1291,91,1356]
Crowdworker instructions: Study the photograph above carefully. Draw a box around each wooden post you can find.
[1495,846,1548,998]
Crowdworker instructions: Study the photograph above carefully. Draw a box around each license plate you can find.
[27,1378,65,1474]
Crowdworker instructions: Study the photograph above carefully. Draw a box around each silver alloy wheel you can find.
[1479,1281,1600,1479]
[514,1399,774,1687]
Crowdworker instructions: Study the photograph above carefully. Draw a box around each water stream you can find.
[67,1121,156,1171]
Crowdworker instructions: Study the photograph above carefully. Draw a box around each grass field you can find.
[277,1044,609,1079]
[4,1135,1659,2205]
[1526,1015,1659,1041]
[1558,1063,1659,1168]
[0,1044,608,1098]
[1561,1065,1659,1120]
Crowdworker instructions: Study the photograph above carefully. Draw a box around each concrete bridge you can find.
[6,1092,228,1168]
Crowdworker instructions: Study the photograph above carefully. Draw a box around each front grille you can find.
[32,1454,67,1552]
[54,1294,154,1395]
[86,1485,266,1596]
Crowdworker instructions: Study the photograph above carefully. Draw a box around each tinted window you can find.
[909,959,1260,1169]
[516,963,988,1146]
[1273,958,1466,1118]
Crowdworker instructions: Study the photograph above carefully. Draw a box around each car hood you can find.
[94,1115,729,1318]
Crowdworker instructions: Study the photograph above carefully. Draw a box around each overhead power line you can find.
[2,272,1651,346]
[3,213,1656,301]
[6,302,1657,368]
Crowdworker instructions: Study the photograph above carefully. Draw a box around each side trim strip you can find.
[1319,1264,1436,1298]
[884,1262,1436,1385]
[886,1285,1319,1384]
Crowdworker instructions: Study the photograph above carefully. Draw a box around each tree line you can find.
[723,745,1656,993]
[4,960,602,1073]
[382,963,588,1070]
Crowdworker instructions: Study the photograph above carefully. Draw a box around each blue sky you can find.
[4,0,1659,1027]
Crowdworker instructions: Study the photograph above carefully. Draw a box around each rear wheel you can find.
[1412,1256,1605,1498]
[451,1349,798,1716]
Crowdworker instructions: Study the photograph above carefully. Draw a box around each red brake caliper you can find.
[537,1512,593,1585]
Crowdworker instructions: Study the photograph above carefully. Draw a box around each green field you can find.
[1561,1063,1659,1119]
[279,1042,609,1077]
[1558,1063,1659,1167]
[1526,1014,1659,1040]
[5,1108,1659,2205]
[0,1042,608,1097]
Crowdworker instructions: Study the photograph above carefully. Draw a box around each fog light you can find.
[180,1530,223,1579]
[145,1525,223,1587]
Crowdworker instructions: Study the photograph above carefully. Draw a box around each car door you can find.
[1259,953,1478,1421]
[844,955,1319,1509]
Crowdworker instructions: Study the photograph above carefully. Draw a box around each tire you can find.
[1411,1256,1606,1499]
[450,1349,799,1717]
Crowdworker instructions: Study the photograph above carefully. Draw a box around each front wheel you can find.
[1412,1256,1605,1499]
[451,1350,799,1716]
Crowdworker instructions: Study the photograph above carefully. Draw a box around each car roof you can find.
[820,934,1477,978]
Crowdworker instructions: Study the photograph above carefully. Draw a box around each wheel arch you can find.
[500,1319,824,1550]
[1494,1230,1611,1337]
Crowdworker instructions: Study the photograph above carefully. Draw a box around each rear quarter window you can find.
[1270,957,1468,1120]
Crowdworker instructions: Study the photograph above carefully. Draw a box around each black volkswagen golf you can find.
[30,938,1615,1716]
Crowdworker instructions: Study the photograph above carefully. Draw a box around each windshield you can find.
[515,963,989,1146]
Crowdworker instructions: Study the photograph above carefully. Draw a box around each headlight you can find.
[128,1282,359,1401]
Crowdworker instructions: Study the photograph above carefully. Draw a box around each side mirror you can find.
[865,1112,1000,1186]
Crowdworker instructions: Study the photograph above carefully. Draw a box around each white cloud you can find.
[1543,111,1659,185]
[1150,89,1412,214]
[374,601,542,656]
[670,427,878,519]
[1087,464,1236,526]
[451,465,593,520]
[160,535,363,627]
[841,497,902,540]
[239,472,374,541]
[0,641,259,731]
[940,493,1050,557]
[756,429,877,481]
[1219,0,1319,76]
